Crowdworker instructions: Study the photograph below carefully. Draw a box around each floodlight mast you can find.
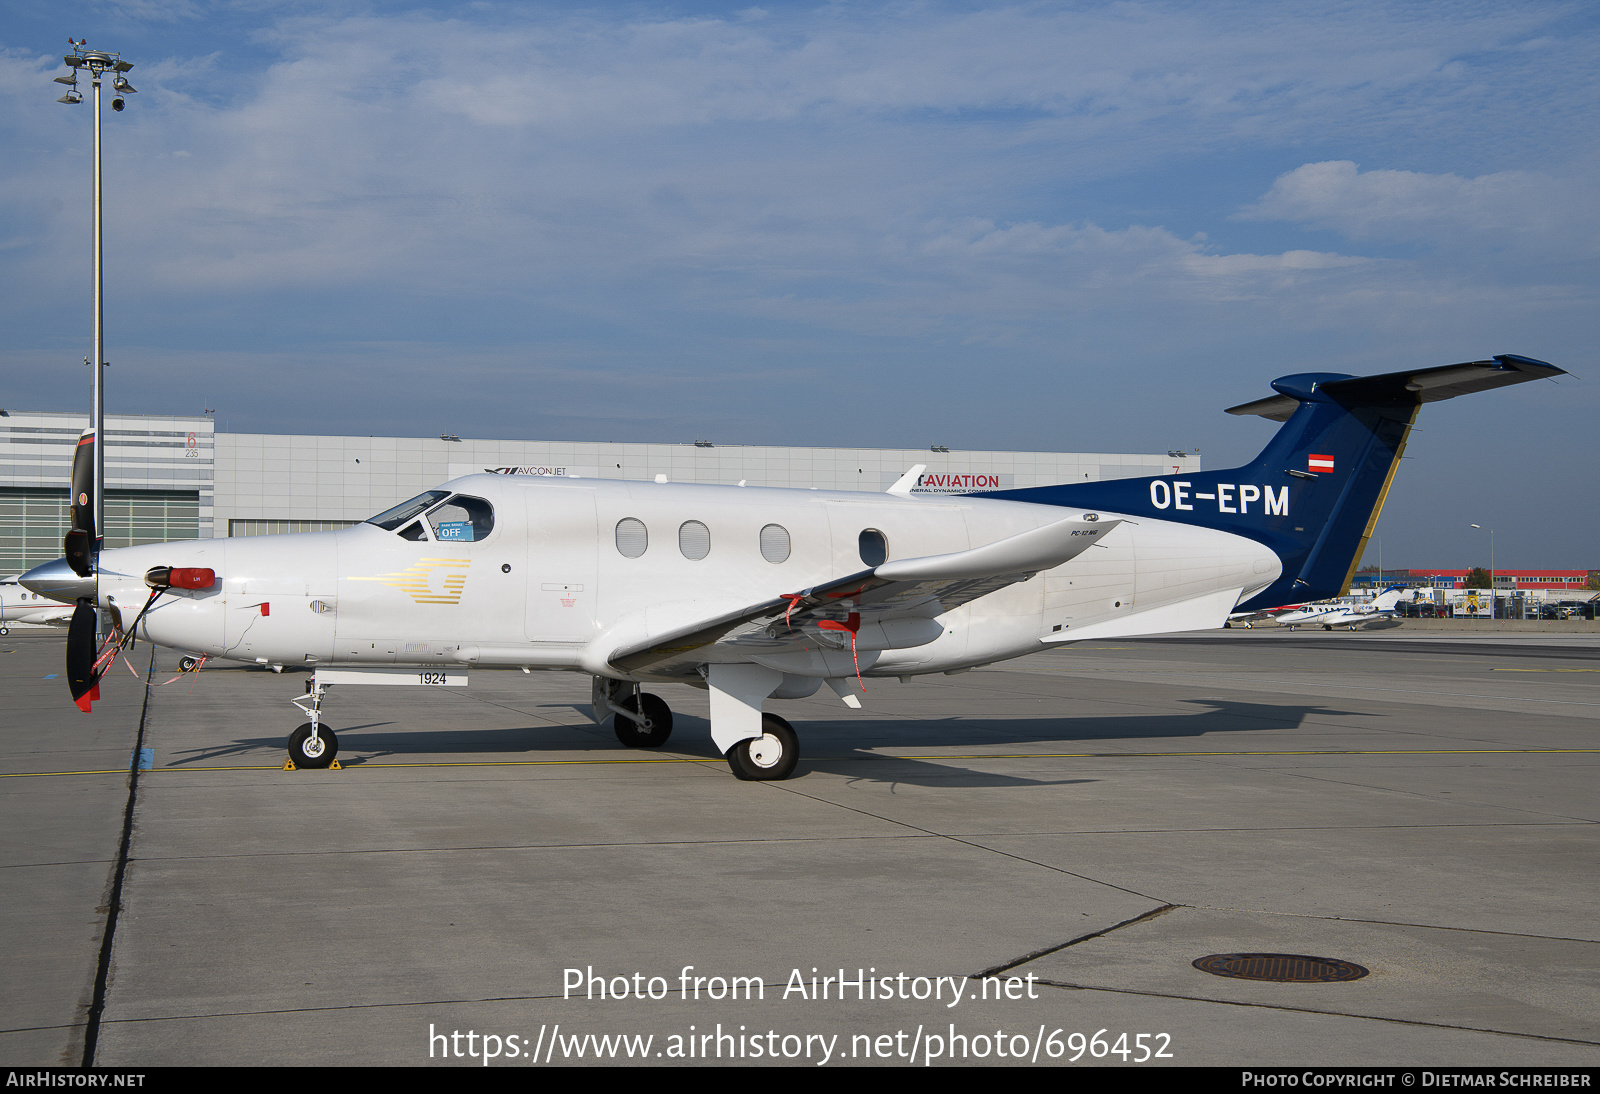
[56,44,134,565]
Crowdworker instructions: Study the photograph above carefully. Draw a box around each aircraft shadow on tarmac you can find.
[170,697,1365,788]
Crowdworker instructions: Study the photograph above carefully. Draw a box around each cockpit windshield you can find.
[365,491,450,531]
[365,491,496,542]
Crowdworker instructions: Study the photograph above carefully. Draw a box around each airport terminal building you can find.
[0,410,1200,576]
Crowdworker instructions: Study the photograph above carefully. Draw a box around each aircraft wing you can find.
[608,515,1119,675]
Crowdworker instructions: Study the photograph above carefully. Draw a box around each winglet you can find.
[886,464,926,497]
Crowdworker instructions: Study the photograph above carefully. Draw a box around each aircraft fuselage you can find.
[91,474,1280,680]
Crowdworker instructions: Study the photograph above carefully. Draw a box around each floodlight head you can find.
[113,61,133,72]
[65,55,84,67]
[54,75,78,85]
[112,77,135,93]
[58,90,83,104]
[111,97,125,111]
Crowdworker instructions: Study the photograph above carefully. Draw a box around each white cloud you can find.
[3,5,1597,376]
[1241,160,1600,251]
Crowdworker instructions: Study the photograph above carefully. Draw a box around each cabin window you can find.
[859,528,888,567]
[426,495,495,542]
[679,520,711,560]
[615,518,648,558]
[759,524,791,564]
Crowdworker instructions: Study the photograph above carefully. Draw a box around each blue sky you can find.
[2,1,1595,568]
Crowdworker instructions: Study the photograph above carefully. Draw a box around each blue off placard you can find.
[435,521,474,542]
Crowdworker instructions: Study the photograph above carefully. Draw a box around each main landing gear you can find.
[610,691,674,748]
[286,679,339,768]
[725,714,798,781]
[594,678,674,747]
[593,673,804,780]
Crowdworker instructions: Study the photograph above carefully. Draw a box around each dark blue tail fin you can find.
[985,354,1563,609]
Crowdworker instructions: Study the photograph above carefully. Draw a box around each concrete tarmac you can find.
[2,628,1596,1067]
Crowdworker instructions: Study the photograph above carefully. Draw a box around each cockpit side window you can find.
[366,491,451,532]
[426,495,495,542]
[398,521,429,542]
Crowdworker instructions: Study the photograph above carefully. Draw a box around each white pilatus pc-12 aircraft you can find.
[21,354,1561,779]
[1276,584,1411,630]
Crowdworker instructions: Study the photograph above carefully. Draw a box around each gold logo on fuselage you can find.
[348,557,470,605]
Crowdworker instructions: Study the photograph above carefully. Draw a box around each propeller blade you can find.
[66,600,102,712]
[65,428,96,578]
[63,529,93,578]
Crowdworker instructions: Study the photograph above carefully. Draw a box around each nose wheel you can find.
[726,714,799,781]
[288,723,339,769]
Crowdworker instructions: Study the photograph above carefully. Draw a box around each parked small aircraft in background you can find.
[0,576,74,635]
[1223,604,1302,628]
[20,354,1561,779]
[1277,584,1412,630]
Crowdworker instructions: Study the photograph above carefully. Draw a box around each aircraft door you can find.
[525,486,599,643]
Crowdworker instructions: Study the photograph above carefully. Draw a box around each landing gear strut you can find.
[595,678,674,748]
[726,714,799,781]
[611,691,673,748]
[287,679,338,768]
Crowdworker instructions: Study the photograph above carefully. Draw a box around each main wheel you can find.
[0,626,8,636]
[179,655,199,672]
[726,714,799,781]
[288,723,338,769]
[613,692,673,747]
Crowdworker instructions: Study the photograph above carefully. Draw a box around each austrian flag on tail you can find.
[1308,454,1335,473]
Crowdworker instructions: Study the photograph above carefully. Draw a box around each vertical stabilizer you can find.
[983,355,1563,609]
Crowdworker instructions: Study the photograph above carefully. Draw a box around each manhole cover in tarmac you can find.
[1192,953,1369,983]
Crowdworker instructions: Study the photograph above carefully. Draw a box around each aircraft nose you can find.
[19,558,95,603]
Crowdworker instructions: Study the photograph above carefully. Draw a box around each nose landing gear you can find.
[286,679,339,768]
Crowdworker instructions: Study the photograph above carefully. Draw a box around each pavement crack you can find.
[1030,979,1600,1048]
[82,647,156,1068]
[975,903,1181,978]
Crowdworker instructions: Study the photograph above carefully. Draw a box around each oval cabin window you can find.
[615,518,648,558]
[759,524,791,564]
[859,528,888,566]
[679,520,711,560]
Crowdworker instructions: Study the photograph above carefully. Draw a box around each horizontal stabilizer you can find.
[1227,354,1563,421]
